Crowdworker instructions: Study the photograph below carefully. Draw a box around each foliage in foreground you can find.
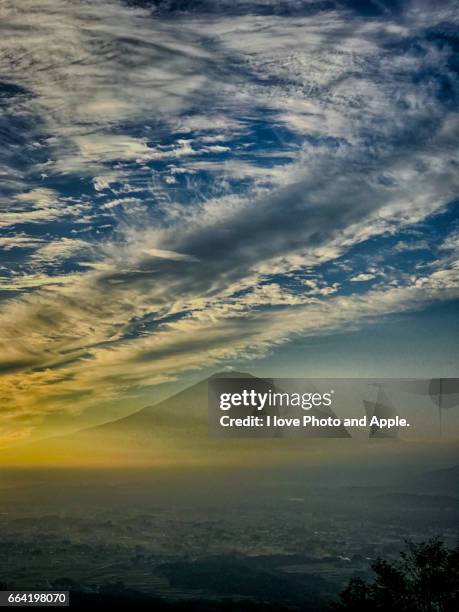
[333,539,459,612]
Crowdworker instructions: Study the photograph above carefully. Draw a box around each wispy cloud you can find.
[0,0,458,443]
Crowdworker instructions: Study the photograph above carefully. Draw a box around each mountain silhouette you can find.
[0,371,350,466]
[88,371,350,440]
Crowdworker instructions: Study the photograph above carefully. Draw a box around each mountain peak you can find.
[208,370,257,380]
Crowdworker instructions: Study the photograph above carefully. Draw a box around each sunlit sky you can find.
[0,0,458,446]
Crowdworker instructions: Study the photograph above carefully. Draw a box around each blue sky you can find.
[0,0,458,442]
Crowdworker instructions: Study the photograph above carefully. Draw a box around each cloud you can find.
[142,248,200,263]
[440,230,459,254]
[0,273,83,292]
[350,273,377,282]
[0,0,211,176]
[0,235,44,251]
[0,0,458,443]
[0,251,457,441]
[0,189,62,229]
[31,238,91,265]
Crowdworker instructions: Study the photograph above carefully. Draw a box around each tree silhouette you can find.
[332,539,459,612]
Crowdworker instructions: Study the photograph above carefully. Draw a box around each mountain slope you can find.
[2,372,416,468]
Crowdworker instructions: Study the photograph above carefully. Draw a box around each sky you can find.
[0,0,458,446]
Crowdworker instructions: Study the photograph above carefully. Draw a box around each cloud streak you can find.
[0,0,458,443]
